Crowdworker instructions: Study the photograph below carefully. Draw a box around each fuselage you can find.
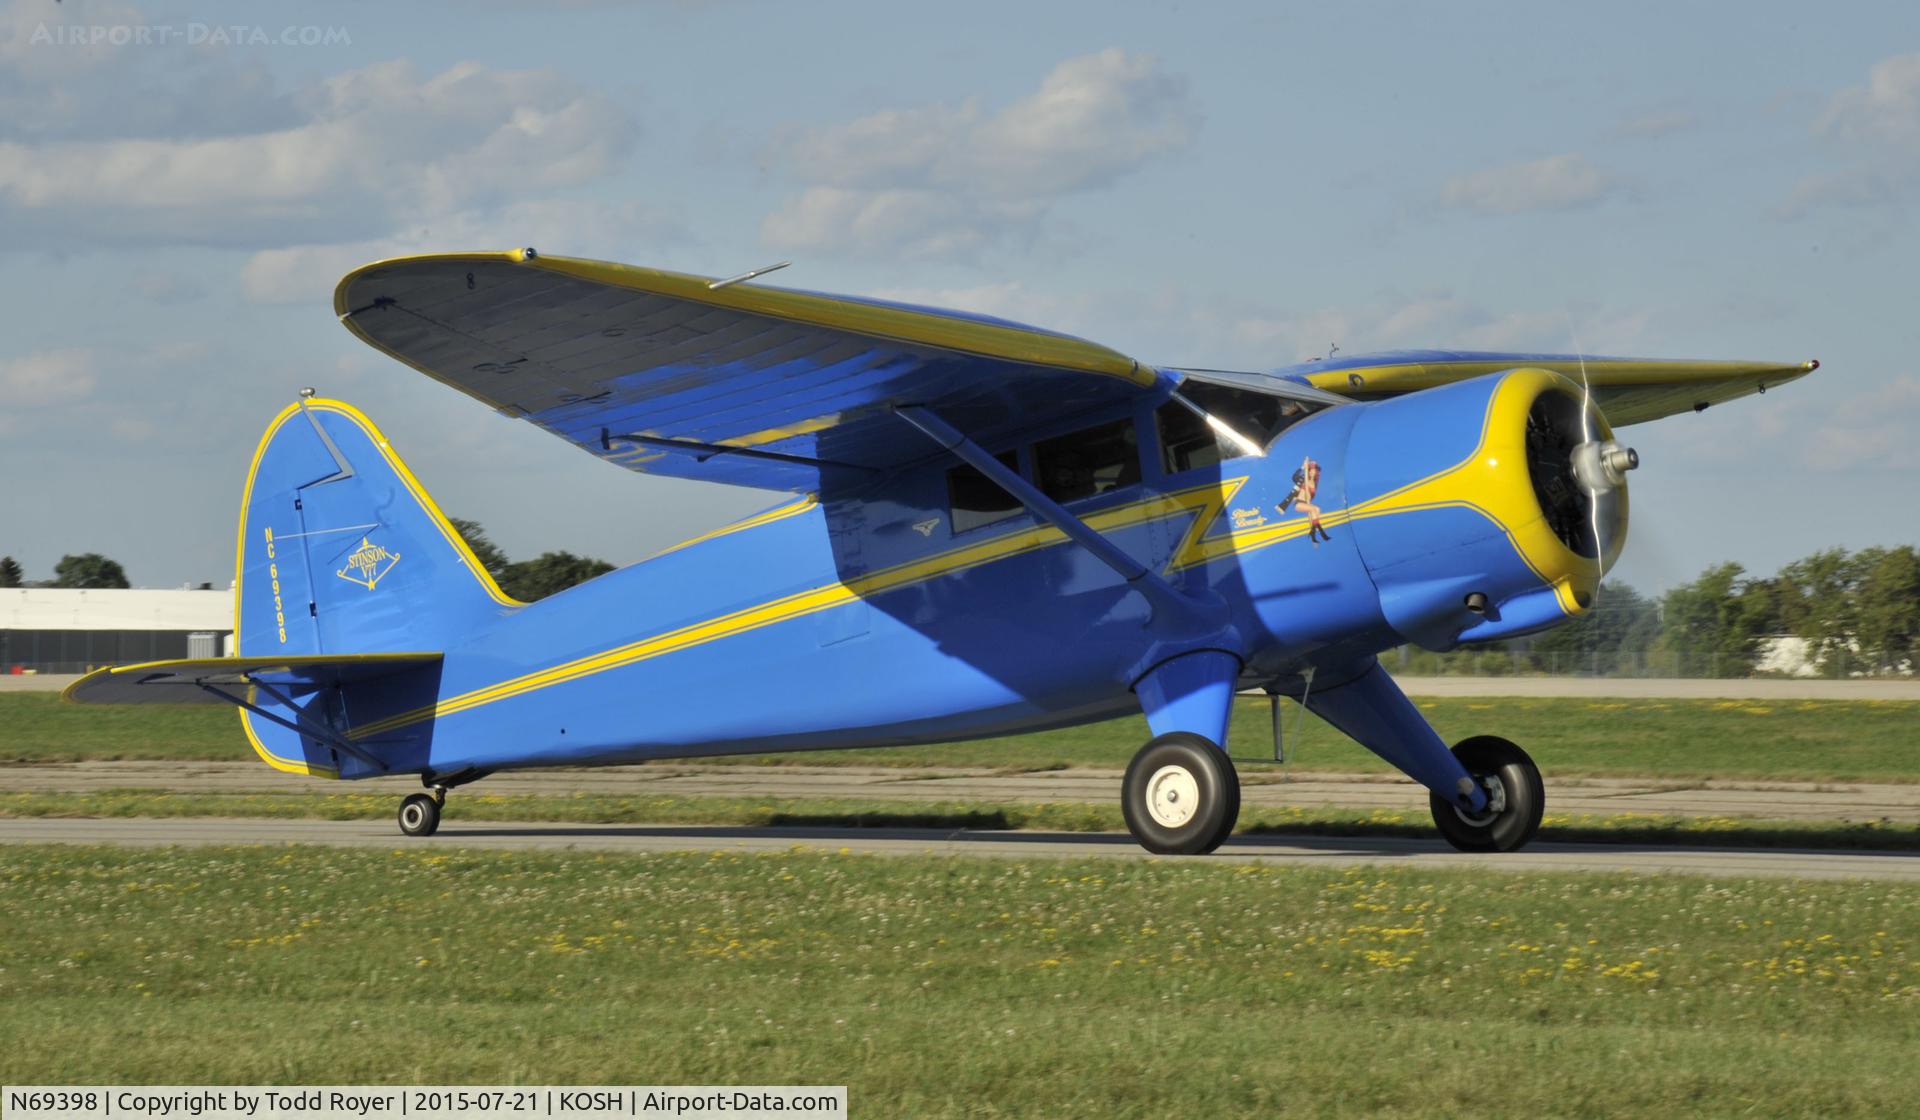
[331,366,1611,779]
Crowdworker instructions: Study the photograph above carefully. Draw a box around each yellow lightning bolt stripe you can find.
[349,478,1279,739]
[346,369,1596,743]
[643,495,820,562]
[1328,367,1604,615]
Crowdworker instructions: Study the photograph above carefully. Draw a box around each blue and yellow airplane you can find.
[66,250,1818,854]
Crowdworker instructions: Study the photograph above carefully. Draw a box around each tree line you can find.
[0,553,132,589]
[448,519,614,603]
[7,538,1916,677]
[1405,545,1920,678]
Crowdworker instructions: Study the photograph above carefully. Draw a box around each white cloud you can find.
[762,49,1197,258]
[863,281,1653,371]
[1781,53,1920,218]
[1218,297,1651,365]
[1819,53,1920,144]
[1800,375,1920,471]
[1439,153,1618,215]
[766,189,1043,261]
[0,349,97,408]
[0,0,297,142]
[241,198,691,305]
[0,57,636,248]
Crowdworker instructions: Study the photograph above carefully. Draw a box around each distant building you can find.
[0,588,233,675]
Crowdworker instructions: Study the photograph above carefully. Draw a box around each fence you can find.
[0,629,228,676]
[1393,644,1920,680]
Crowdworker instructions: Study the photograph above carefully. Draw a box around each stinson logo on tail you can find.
[337,536,401,590]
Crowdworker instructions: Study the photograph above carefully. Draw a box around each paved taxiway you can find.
[7,760,1919,822]
[3,817,1914,880]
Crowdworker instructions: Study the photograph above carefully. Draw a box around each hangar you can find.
[0,588,232,675]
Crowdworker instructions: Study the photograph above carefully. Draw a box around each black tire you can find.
[398,793,441,837]
[1429,735,1544,852]
[1122,732,1240,855]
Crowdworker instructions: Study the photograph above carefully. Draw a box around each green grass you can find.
[0,693,255,761]
[1,845,1915,1117]
[5,692,1919,782]
[733,695,1920,781]
[5,789,1918,850]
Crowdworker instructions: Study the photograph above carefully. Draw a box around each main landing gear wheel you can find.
[1122,732,1240,855]
[1429,735,1544,853]
[397,792,442,837]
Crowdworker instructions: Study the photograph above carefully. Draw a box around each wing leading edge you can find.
[335,250,1163,493]
[1278,350,1819,426]
[336,254,1815,490]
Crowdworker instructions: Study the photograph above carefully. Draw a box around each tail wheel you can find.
[398,792,441,837]
[1122,732,1240,855]
[1429,735,1544,852]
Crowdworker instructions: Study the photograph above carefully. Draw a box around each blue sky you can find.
[1,0,1915,592]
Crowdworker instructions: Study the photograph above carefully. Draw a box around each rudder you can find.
[234,397,518,660]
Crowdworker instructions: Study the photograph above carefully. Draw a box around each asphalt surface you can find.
[3,816,1915,880]
[7,759,1918,822]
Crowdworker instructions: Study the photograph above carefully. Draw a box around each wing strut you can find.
[193,676,390,772]
[892,405,1200,624]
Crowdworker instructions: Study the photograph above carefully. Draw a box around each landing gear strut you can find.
[1122,732,1240,855]
[397,785,447,837]
[1428,736,1544,852]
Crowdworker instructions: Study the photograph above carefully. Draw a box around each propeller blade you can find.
[1565,319,1636,606]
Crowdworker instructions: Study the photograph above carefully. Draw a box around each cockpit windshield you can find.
[1156,378,1329,474]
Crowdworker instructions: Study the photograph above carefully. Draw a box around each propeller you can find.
[1565,333,1638,606]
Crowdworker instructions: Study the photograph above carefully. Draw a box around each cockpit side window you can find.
[1034,418,1141,504]
[1156,383,1322,474]
[947,450,1023,534]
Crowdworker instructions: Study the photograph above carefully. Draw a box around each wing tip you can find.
[332,249,541,317]
[59,666,108,703]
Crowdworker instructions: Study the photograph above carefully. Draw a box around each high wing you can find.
[1275,349,1819,426]
[335,250,1166,493]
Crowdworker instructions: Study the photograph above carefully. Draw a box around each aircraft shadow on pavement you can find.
[436,823,1456,854]
[430,823,1920,861]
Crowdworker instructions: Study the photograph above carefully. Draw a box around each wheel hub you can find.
[1145,764,1201,828]
[1453,773,1508,828]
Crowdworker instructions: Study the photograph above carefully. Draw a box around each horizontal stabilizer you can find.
[63,653,442,706]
